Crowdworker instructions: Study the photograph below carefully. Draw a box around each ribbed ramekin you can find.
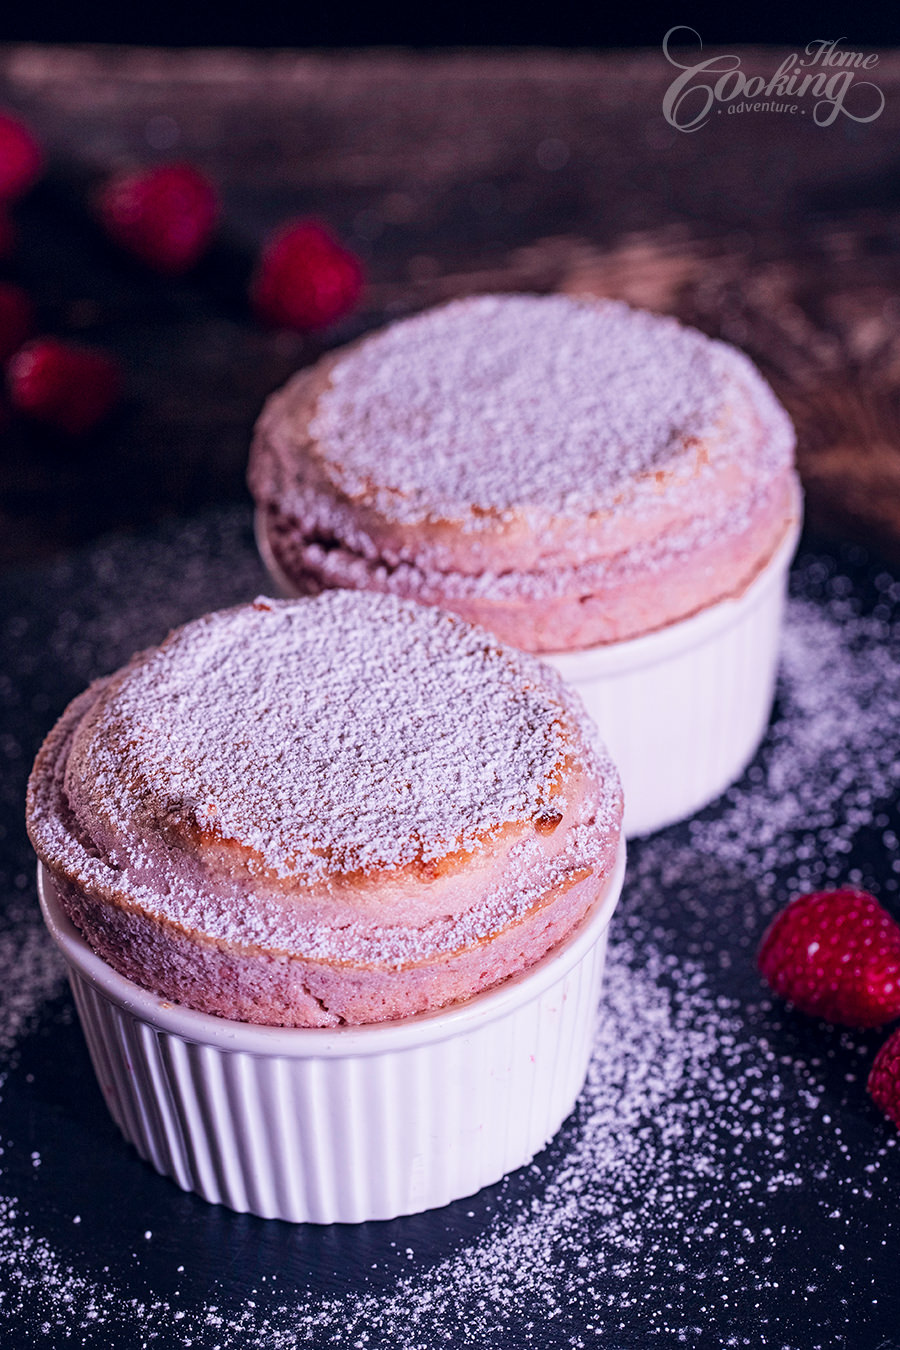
[37,842,625,1225]
[544,519,801,837]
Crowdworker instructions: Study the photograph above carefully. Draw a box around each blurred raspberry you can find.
[7,339,120,435]
[250,220,363,331]
[0,111,42,201]
[98,162,218,275]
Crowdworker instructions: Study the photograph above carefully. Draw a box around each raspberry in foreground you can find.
[757,888,900,1028]
[250,220,363,331]
[0,111,42,201]
[97,162,218,275]
[868,1028,900,1129]
[7,339,120,435]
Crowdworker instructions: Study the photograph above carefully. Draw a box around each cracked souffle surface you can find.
[249,293,801,651]
[27,590,623,1026]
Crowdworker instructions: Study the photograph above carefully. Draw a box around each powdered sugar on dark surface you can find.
[1,510,899,1349]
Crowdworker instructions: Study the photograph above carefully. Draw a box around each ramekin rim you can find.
[37,839,625,1056]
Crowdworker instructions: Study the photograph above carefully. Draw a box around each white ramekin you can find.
[544,519,801,837]
[38,842,625,1225]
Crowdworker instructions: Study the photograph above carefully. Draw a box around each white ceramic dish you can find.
[38,841,626,1225]
[545,518,802,837]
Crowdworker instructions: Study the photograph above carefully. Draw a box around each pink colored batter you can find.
[28,592,623,1026]
[249,294,800,650]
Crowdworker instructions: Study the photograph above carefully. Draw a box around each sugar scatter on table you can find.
[0,516,898,1348]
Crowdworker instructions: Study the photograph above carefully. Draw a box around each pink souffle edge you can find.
[248,294,800,652]
[27,592,624,1027]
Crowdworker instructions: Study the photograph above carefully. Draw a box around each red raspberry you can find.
[250,220,363,331]
[869,1027,900,1129]
[0,283,34,363]
[758,888,900,1028]
[7,339,120,435]
[0,111,42,201]
[97,162,218,275]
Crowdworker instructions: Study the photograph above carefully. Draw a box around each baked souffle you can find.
[249,293,800,651]
[27,590,623,1026]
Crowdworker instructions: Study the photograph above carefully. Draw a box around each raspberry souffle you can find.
[249,293,802,836]
[249,293,798,650]
[28,590,622,1028]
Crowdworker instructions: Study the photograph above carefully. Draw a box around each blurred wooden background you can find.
[1,45,899,563]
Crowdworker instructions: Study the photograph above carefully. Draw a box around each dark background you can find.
[3,39,900,567]
[0,2,897,49]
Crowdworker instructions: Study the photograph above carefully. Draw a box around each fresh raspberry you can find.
[0,111,42,201]
[7,339,120,435]
[97,162,218,275]
[758,888,900,1028]
[250,220,363,331]
[0,283,34,363]
[869,1027,900,1129]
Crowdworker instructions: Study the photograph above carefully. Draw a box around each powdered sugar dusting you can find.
[64,590,583,877]
[2,515,900,1346]
[312,294,740,520]
[29,584,619,970]
[255,294,797,652]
